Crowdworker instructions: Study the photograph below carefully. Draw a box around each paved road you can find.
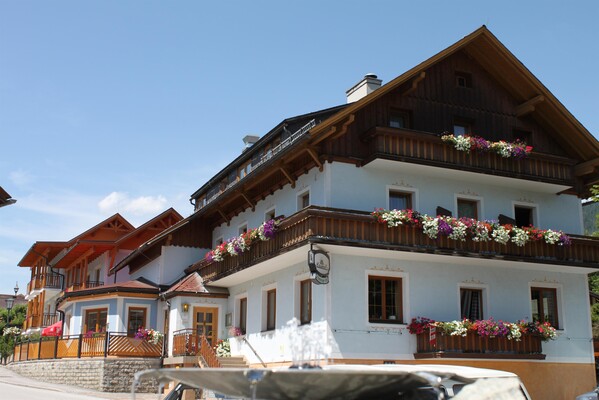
[0,365,164,400]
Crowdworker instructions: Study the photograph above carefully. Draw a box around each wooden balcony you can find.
[13,332,163,361]
[414,331,545,360]
[192,206,599,283]
[362,127,576,188]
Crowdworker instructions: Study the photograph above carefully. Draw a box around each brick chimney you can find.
[346,73,382,103]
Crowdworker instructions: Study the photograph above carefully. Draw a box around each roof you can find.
[190,104,348,200]
[309,26,599,163]
[163,272,229,298]
[0,186,16,208]
[57,279,159,304]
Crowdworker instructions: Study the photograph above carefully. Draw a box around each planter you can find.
[415,331,545,360]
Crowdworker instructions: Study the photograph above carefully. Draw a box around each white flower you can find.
[511,227,529,247]
[448,220,467,241]
[492,226,511,245]
[421,216,439,239]
[454,135,472,152]
[543,229,561,245]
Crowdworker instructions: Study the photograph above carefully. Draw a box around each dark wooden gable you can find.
[324,49,570,159]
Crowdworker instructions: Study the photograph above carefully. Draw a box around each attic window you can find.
[513,129,532,145]
[455,72,472,88]
[453,121,472,136]
[389,109,411,129]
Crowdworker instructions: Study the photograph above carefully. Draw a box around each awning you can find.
[41,321,62,337]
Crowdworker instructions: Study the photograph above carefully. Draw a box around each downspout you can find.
[56,309,65,336]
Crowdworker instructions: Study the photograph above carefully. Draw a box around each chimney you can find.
[242,135,260,152]
[346,73,382,103]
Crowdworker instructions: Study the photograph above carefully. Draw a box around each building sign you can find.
[308,247,330,285]
[429,326,437,347]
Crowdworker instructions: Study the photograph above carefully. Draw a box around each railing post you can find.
[104,332,110,357]
[54,336,59,359]
[38,337,42,359]
[77,334,83,358]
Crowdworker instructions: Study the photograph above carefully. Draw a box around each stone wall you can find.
[7,358,161,392]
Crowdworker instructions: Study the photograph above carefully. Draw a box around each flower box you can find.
[414,331,545,360]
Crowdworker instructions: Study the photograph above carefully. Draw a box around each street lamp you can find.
[5,282,18,326]
[5,297,14,326]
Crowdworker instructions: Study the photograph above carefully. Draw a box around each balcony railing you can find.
[414,332,545,360]
[363,127,576,187]
[193,206,599,283]
[66,280,104,292]
[172,329,220,367]
[27,273,63,293]
[12,332,162,361]
[42,313,60,327]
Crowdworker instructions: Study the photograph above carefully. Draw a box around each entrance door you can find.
[194,307,218,346]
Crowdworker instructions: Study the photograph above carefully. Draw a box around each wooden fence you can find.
[12,332,162,361]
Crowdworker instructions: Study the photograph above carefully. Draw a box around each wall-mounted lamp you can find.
[182,303,189,313]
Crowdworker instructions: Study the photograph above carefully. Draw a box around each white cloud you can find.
[9,169,34,187]
[98,191,168,216]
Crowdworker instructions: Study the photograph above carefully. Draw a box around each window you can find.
[453,118,472,136]
[514,205,534,227]
[266,289,276,331]
[238,223,248,235]
[368,276,403,324]
[239,298,247,334]
[513,129,532,145]
[460,288,483,320]
[531,287,559,328]
[265,208,276,221]
[298,191,310,210]
[455,72,472,88]
[389,190,412,210]
[127,307,146,336]
[300,280,312,325]
[389,109,410,129]
[84,308,108,333]
[457,199,478,219]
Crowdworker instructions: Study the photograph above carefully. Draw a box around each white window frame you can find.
[528,281,564,331]
[126,304,149,333]
[214,235,224,247]
[238,221,248,235]
[457,283,489,320]
[265,207,276,222]
[365,269,409,327]
[512,201,539,227]
[455,193,484,219]
[234,292,249,334]
[80,303,110,333]
[386,185,418,210]
[297,188,311,211]
[261,283,277,332]
[294,273,311,324]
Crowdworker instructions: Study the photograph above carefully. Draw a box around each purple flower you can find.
[438,219,453,236]
[559,233,571,246]
[262,219,277,239]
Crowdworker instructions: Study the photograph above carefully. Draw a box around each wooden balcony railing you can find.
[12,332,162,362]
[192,206,599,283]
[172,328,199,356]
[363,127,576,187]
[172,329,221,367]
[414,332,545,360]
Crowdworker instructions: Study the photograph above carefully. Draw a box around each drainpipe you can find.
[56,309,65,336]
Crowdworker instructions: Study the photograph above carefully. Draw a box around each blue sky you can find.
[1,1,597,295]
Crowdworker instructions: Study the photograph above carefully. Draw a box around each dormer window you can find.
[455,72,472,88]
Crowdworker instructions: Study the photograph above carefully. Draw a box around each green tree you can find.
[588,185,599,337]
[0,304,26,333]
